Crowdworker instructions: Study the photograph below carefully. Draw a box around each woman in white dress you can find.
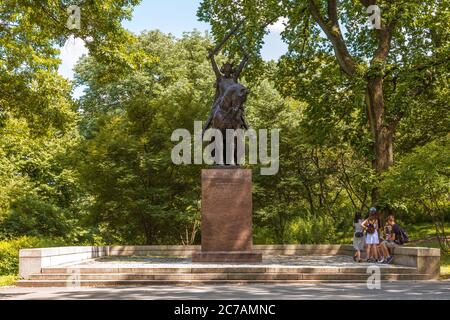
[361,208,379,263]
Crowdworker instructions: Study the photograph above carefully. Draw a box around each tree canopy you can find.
[198,0,450,203]
[0,1,448,247]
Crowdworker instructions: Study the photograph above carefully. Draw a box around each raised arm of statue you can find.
[233,37,249,81]
[208,20,245,80]
[234,54,249,81]
[209,50,222,79]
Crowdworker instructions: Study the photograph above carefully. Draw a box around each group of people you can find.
[353,207,407,264]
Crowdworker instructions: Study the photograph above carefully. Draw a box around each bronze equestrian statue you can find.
[202,25,249,164]
[202,24,251,165]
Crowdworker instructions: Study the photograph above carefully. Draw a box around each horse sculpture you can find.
[211,83,249,133]
[203,83,249,165]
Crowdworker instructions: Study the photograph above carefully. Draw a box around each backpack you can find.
[395,226,409,245]
[366,223,375,234]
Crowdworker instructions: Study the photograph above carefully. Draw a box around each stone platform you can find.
[16,255,431,287]
[16,245,441,287]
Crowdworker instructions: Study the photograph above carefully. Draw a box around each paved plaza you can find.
[45,255,414,269]
[1,281,449,300]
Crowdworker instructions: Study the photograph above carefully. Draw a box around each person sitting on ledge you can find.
[377,214,394,264]
[382,214,409,253]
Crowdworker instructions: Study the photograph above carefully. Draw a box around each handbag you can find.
[355,232,364,238]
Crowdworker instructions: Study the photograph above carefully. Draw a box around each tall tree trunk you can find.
[366,76,394,204]
[307,0,400,206]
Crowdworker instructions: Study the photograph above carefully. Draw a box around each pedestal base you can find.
[193,168,261,263]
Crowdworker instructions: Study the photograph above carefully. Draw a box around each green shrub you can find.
[2,196,74,239]
[253,226,277,245]
[290,215,336,244]
[0,275,17,286]
[0,236,66,276]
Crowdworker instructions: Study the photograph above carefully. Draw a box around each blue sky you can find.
[122,0,287,60]
[122,0,211,37]
[59,0,287,94]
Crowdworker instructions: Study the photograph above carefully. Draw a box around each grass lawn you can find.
[441,255,450,279]
[407,223,450,240]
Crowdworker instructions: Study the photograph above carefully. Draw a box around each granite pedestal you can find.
[192,168,262,263]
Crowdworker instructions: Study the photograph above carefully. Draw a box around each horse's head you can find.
[220,83,249,114]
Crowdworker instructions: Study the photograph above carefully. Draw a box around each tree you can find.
[198,0,450,204]
[0,105,82,240]
[0,0,142,131]
[380,136,450,253]
[74,31,215,244]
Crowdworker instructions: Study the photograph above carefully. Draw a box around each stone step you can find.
[30,273,421,280]
[23,272,430,282]
[16,274,431,287]
[30,272,428,281]
[40,266,418,275]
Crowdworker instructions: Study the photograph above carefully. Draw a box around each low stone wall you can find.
[108,245,198,257]
[106,244,355,257]
[254,244,355,256]
[19,244,440,279]
[19,246,109,279]
[391,246,441,279]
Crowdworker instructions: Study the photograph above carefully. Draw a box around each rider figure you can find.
[203,43,250,134]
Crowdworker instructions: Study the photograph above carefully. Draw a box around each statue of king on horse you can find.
[202,22,251,165]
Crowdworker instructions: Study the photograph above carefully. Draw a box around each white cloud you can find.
[58,35,88,80]
[268,17,288,33]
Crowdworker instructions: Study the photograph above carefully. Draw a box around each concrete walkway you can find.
[1,281,449,300]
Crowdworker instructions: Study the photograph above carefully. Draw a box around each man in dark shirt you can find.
[384,215,402,249]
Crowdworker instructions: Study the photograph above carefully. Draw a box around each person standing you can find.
[353,211,365,262]
[362,207,380,263]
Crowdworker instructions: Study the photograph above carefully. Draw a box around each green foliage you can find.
[73,31,213,244]
[0,0,143,131]
[0,115,83,241]
[255,214,337,244]
[380,136,450,214]
[380,136,450,251]
[0,2,448,249]
[0,236,66,276]
[406,223,450,242]
[198,0,450,205]
[293,215,336,244]
[0,274,17,286]
[5,196,70,238]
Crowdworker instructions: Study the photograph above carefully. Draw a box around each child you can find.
[379,218,395,264]
[362,207,379,263]
[352,211,365,262]
[375,216,392,263]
